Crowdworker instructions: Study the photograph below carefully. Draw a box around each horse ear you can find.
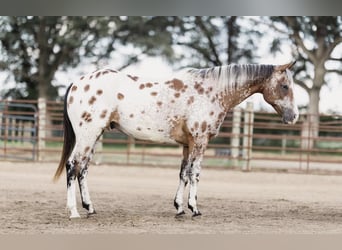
[275,61,296,72]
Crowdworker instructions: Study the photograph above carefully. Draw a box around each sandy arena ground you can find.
[1,161,342,234]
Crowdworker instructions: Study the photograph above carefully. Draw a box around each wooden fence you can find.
[1,99,341,173]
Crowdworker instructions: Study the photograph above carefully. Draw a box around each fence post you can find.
[242,102,254,171]
[38,98,46,161]
[231,107,242,167]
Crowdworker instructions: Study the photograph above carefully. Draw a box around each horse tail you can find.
[53,84,75,182]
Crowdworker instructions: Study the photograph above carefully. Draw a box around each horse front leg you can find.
[187,157,203,217]
[174,146,189,216]
[187,141,207,217]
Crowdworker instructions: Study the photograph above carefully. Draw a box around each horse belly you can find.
[117,113,176,144]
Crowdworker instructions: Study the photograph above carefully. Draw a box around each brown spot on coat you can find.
[209,111,214,116]
[139,84,145,90]
[174,93,181,98]
[201,121,207,133]
[100,110,107,119]
[81,111,92,122]
[151,92,158,96]
[96,72,101,78]
[96,89,103,95]
[80,76,85,81]
[127,74,139,81]
[157,101,162,106]
[129,114,134,118]
[68,96,74,105]
[79,122,83,127]
[137,127,142,131]
[187,96,194,105]
[146,83,153,88]
[84,146,90,154]
[84,85,90,92]
[71,85,78,92]
[102,71,109,75]
[88,96,96,105]
[218,112,226,120]
[194,82,205,95]
[194,122,199,130]
[117,93,124,100]
[167,79,185,91]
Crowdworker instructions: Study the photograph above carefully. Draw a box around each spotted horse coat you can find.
[54,62,299,218]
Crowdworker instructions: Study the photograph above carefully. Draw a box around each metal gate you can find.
[0,101,38,160]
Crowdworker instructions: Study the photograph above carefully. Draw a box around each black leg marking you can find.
[174,199,179,210]
[175,211,186,218]
[66,161,76,188]
[188,202,194,213]
[82,202,90,211]
[192,211,202,217]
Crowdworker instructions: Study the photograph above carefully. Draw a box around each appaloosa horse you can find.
[54,62,299,218]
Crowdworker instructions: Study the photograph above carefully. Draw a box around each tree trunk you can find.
[301,67,323,150]
[37,17,49,100]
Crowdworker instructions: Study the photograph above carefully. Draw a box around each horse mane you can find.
[187,64,275,92]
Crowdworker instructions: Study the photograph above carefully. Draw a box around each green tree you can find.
[0,16,174,100]
[170,16,260,68]
[255,16,342,148]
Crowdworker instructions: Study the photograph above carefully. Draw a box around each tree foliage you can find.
[268,16,342,114]
[168,16,259,68]
[0,16,174,100]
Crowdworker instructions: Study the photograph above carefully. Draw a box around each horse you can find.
[54,61,299,218]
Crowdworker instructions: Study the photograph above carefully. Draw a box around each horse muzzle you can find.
[282,108,299,124]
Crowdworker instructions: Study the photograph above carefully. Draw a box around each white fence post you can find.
[38,98,46,161]
[242,102,254,171]
[231,107,242,167]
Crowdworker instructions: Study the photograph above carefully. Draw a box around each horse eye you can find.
[281,84,289,90]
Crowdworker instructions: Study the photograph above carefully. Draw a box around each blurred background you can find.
[0,16,341,172]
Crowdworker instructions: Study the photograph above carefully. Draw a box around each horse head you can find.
[262,61,299,124]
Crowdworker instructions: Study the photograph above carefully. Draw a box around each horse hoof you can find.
[192,211,202,218]
[175,211,185,218]
[87,210,97,217]
[69,213,81,219]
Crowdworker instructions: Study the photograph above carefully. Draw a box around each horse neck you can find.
[220,79,263,111]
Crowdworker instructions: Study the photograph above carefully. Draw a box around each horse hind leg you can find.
[66,131,102,218]
[66,156,80,218]
[77,145,98,216]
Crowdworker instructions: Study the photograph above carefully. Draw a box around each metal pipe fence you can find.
[1,99,341,173]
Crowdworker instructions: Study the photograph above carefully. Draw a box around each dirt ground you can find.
[2,161,342,234]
